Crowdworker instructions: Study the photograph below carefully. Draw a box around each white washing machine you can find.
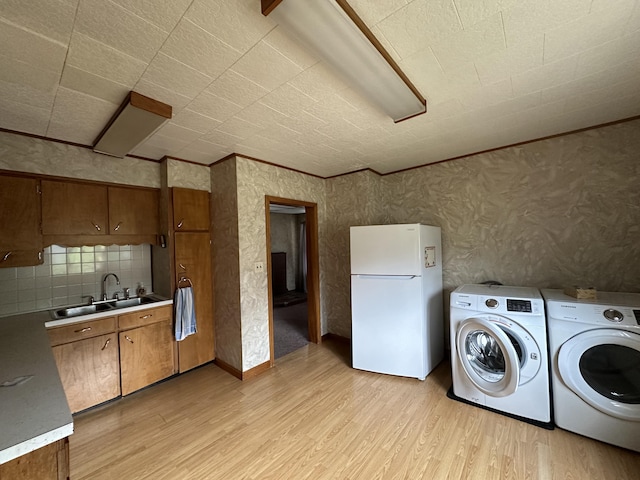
[450,284,552,427]
[543,289,640,452]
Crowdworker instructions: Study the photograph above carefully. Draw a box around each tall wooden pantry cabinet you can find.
[171,188,215,372]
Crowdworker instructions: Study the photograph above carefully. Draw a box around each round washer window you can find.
[580,344,640,404]
[465,329,524,383]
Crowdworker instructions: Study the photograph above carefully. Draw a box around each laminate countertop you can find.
[0,310,73,465]
[0,295,174,465]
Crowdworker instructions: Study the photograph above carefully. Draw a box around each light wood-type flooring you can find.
[70,338,640,479]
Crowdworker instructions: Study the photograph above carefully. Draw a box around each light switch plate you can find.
[254,262,264,273]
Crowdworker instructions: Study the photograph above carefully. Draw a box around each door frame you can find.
[265,196,321,366]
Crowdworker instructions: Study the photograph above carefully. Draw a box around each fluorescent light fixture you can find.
[93,91,172,158]
[262,0,426,123]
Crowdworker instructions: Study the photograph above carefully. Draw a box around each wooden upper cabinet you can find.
[41,180,108,235]
[108,186,159,235]
[0,175,43,267]
[172,188,210,232]
[41,179,160,245]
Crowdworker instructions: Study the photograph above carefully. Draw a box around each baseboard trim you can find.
[322,333,350,344]
[213,358,272,381]
[242,360,271,380]
[213,358,242,380]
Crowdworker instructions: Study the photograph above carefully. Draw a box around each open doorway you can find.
[265,196,321,365]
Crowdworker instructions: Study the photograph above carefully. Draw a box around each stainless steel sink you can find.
[50,302,113,319]
[49,296,161,320]
[112,297,156,308]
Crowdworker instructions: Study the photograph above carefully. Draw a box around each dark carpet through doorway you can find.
[274,301,309,359]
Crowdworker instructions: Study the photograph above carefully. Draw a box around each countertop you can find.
[0,294,173,465]
[0,310,73,465]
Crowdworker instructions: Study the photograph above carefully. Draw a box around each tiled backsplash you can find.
[0,244,153,317]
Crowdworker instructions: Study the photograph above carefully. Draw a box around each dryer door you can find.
[455,317,522,397]
[558,329,640,421]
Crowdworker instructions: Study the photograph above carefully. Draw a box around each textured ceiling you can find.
[1,0,639,177]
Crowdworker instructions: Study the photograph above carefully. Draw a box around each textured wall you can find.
[269,212,301,291]
[323,120,640,338]
[235,157,326,371]
[382,120,640,295]
[0,131,161,187]
[167,158,211,192]
[210,158,243,371]
[324,169,386,337]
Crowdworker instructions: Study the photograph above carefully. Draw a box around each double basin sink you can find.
[49,296,158,320]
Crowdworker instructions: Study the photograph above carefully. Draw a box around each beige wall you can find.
[0,131,160,187]
[210,156,326,372]
[235,157,326,371]
[323,119,640,338]
[210,158,243,371]
[383,119,640,293]
[166,158,211,192]
[324,169,386,338]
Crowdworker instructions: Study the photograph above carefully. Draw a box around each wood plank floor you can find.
[70,338,640,479]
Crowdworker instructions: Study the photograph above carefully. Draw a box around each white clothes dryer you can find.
[543,289,640,452]
[450,284,552,428]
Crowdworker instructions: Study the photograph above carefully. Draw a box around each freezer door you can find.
[350,225,421,275]
[351,275,426,379]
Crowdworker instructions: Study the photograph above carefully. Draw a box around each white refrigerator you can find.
[350,224,443,380]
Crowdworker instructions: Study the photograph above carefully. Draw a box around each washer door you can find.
[456,316,524,397]
[558,329,640,421]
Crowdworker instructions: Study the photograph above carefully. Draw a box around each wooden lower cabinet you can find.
[119,319,175,396]
[48,305,176,412]
[51,333,120,414]
[0,438,69,480]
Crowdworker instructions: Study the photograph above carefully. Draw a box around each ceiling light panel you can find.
[262,0,426,123]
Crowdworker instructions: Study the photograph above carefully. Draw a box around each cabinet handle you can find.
[124,335,134,343]
[178,263,186,270]
[177,219,184,229]
[92,222,101,231]
[101,338,111,350]
[75,327,92,333]
[2,252,11,262]
[38,251,42,261]
[114,221,122,231]
[140,314,152,319]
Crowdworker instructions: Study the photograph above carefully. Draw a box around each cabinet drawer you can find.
[118,305,172,330]
[48,317,117,346]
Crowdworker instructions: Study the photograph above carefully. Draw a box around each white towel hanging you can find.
[175,278,197,341]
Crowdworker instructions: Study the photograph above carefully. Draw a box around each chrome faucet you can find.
[102,273,120,301]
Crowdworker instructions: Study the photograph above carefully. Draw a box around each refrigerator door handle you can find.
[354,275,417,280]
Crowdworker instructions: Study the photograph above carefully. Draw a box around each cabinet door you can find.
[0,250,43,268]
[108,186,159,235]
[120,319,175,396]
[175,232,214,372]
[41,180,108,235]
[0,175,43,267]
[52,333,120,413]
[0,438,69,480]
[172,188,210,231]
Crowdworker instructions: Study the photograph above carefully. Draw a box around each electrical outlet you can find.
[254,262,264,273]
